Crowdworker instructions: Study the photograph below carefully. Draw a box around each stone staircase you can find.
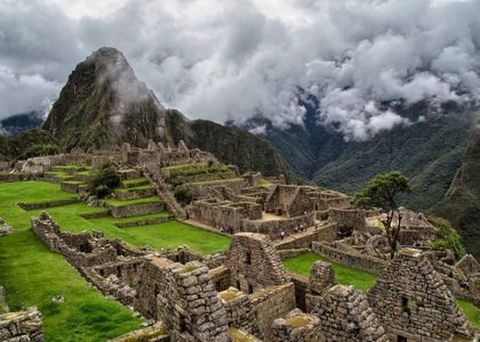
[141,164,187,220]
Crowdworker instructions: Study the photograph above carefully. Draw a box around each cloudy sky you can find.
[1,0,479,140]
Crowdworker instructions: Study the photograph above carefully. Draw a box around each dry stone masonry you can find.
[368,248,474,341]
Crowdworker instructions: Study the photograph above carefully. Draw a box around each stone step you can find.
[61,181,86,193]
[114,187,156,201]
[118,169,142,180]
[108,201,166,218]
[114,214,175,228]
[120,178,150,189]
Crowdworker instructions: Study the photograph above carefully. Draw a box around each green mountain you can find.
[435,120,480,258]
[256,102,476,210]
[41,47,291,178]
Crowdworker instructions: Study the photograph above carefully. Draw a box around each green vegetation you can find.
[0,129,62,161]
[106,196,162,207]
[0,179,232,340]
[434,122,480,258]
[355,171,411,259]
[282,252,377,291]
[457,299,480,329]
[0,182,142,341]
[429,216,466,259]
[88,162,121,198]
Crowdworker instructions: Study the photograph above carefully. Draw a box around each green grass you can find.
[106,196,163,207]
[282,252,377,291]
[122,178,149,185]
[457,299,480,329]
[0,182,142,341]
[115,185,153,192]
[0,180,232,340]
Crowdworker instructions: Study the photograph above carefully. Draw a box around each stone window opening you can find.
[245,252,252,265]
[116,266,122,278]
[401,296,412,315]
[179,314,187,334]
[397,335,407,342]
[248,284,253,294]
[236,280,241,290]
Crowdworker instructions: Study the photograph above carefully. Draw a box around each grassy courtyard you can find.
[0,180,231,341]
[457,299,480,329]
[282,251,377,291]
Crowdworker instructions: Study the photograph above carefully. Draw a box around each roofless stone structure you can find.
[368,248,474,341]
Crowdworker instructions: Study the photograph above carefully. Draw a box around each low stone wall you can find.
[312,241,388,274]
[0,286,8,313]
[61,182,84,193]
[0,308,44,341]
[242,214,315,240]
[209,266,231,292]
[0,172,26,182]
[288,273,309,312]
[275,223,338,250]
[80,210,111,219]
[250,283,296,342]
[109,202,165,218]
[114,188,156,201]
[219,288,261,337]
[109,321,169,342]
[278,248,310,259]
[18,198,80,210]
[115,215,175,228]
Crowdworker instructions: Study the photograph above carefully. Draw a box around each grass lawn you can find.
[0,180,231,340]
[282,252,377,291]
[457,299,480,329]
[0,182,142,341]
[106,196,162,207]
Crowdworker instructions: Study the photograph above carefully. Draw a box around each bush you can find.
[428,215,466,259]
[174,185,193,205]
[88,162,121,199]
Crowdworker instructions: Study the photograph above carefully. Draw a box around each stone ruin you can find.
[29,211,479,341]
[0,217,14,237]
[368,248,473,341]
[0,285,44,342]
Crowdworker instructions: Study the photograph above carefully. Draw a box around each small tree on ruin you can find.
[354,171,411,259]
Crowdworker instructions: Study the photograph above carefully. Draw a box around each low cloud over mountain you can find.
[1,0,480,140]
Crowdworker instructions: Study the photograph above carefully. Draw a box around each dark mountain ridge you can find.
[39,47,292,178]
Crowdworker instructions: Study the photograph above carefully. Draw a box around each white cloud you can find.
[1,0,480,140]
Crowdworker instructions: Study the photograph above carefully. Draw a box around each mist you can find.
[1,0,479,140]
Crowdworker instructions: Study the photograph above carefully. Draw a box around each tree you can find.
[354,171,411,259]
[87,162,121,199]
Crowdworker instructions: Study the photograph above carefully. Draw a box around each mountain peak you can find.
[43,47,167,148]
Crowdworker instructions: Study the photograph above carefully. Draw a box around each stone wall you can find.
[187,198,262,233]
[209,266,231,292]
[18,198,80,211]
[288,273,309,312]
[219,288,261,338]
[225,233,290,293]
[312,285,388,342]
[275,223,337,250]
[265,185,314,218]
[250,283,296,342]
[328,208,366,231]
[241,213,315,240]
[109,201,165,218]
[312,241,388,274]
[0,308,44,342]
[0,286,8,313]
[272,308,320,342]
[368,248,474,341]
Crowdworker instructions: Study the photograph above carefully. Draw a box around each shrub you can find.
[428,215,466,259]
[88,162,121,199]
[174,185,193,205]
